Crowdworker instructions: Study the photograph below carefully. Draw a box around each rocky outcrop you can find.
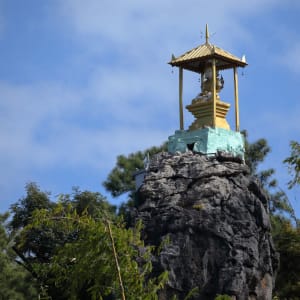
[134,151,278,300]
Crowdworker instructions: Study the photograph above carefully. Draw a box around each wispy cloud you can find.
[0,77,169,209]
[1,0,299,212]
[56,0,286,55]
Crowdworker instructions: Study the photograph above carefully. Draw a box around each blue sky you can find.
[0,0,299,216]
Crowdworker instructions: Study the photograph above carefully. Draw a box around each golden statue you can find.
[194,66,224,104]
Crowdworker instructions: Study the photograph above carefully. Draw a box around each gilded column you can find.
[179,67,184,130]
[212,59,217,128]
[234,67,240,132]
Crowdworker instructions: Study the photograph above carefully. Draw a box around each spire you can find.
[205,24,209,44]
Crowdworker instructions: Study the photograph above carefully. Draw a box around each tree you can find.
[284,140,300,189]
[0,213,38,299]
[9,184,167,299]
[20,204,168,299]
[58,187,117,218]
[9,183,61,272]
[243,131,297,219]
[9,184,117,266]
[103,143,167,199]
[272,215,300,298]
[269,140,300,297]
[10,182,53,230]
[243,130,272,176]
[244,135,300,296]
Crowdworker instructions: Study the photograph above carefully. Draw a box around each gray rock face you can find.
[134,152,278,300]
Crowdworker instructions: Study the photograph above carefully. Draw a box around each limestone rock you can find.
[134,152,278,300]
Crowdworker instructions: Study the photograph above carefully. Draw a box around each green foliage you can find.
[8,184,167,299]
[103,143,167,199]
[9,185,117,263]
[8,184,119,299]
[272,215,300,298]
[10,182,53,229]
[169,287,199,300]
[184,287,200,299]
[214,295,232,300]
[59,187,117,218]
[243,131,295,218]
[22,204,167,299]
[284,140,300,189]
[243,134,300,297]
[9,184,69,274]
[0,213,38,299]
[243,130,271,175]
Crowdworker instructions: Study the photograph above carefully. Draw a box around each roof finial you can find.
[205,24,209,44]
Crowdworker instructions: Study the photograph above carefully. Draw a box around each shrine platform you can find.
[168,127,244,158]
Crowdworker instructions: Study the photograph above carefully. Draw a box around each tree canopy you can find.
[0,212,38,299]
[8,183,167,299]
[272,215,300,298]
[103,143,167,199]
[284,140,300,189]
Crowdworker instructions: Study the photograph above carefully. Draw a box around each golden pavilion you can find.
[167,25,247,158]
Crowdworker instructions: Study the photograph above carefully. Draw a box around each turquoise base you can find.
[168,127,245,158]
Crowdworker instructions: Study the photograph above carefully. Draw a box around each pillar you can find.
[212,59,217,128]
[234,67,240,132]
[179,67,184,130]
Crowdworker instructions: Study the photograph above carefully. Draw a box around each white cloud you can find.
[56,0,284,55]
[0,76,170,210]
[0,77,170,194]
[0,82,81,166]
